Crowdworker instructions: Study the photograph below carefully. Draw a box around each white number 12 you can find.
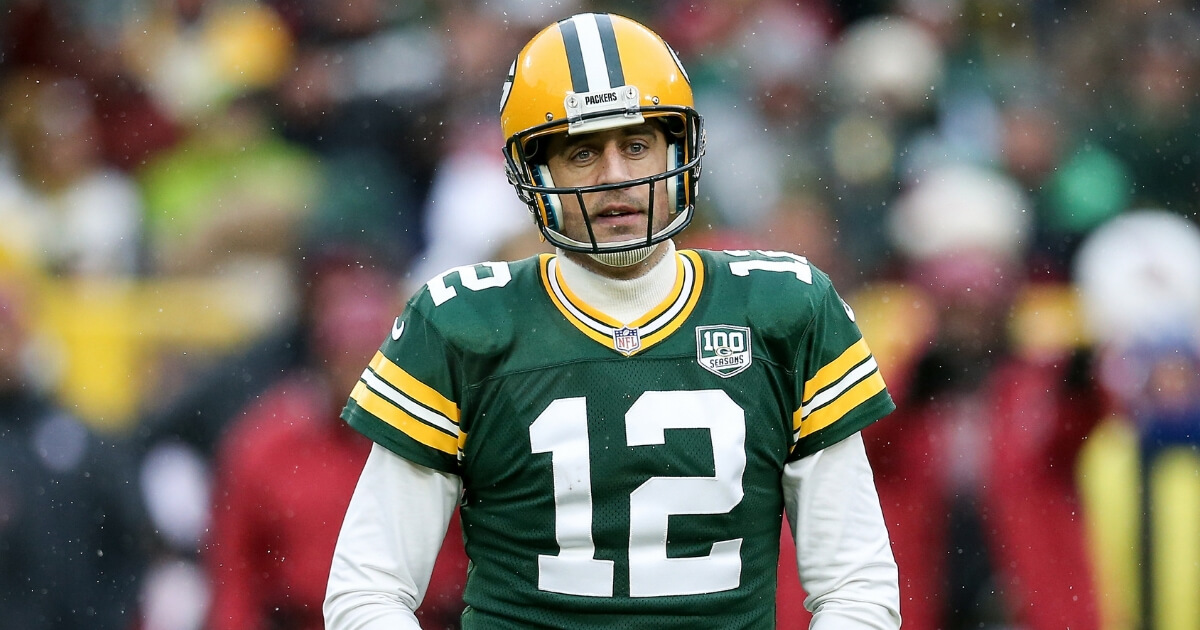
[529,390,746,598]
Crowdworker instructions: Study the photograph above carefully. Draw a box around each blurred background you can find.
[0,0,1197,628]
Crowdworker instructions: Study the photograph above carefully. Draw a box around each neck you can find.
[556,241,678,324]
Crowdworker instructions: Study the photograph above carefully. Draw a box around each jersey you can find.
[341,249,895,629]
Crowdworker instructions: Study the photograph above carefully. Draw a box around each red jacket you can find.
[863,351,1102,630]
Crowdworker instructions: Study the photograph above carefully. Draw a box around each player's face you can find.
[544,123,672,247]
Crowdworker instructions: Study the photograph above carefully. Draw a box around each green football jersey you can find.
[342,248,895,629]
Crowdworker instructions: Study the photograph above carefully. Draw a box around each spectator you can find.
[1074,209,1200,628]
[0,73,145,278]
[137,95,322,276]
[865,165,1102,628]
[204,244,467,630]
[0,272,148,629]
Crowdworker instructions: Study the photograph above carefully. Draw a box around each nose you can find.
[594,141,633,184]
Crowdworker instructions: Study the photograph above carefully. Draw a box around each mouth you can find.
[592,204,644,224]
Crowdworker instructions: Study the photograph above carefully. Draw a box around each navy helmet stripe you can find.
[594,14,625,88]
[557,18,590,93]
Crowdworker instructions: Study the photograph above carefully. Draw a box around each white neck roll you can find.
[555,241,679,325]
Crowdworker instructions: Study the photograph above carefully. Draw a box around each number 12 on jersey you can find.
[529,390,747,598]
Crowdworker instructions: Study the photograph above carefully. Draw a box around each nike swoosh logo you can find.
[391,318,406,340]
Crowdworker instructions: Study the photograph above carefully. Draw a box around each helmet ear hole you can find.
[532,164,562,230]
[662,115,686,138]
[525,138,545,164]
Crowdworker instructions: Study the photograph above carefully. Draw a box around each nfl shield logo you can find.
[612,326,642,355]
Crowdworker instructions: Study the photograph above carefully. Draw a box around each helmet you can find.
[500,13,704,256]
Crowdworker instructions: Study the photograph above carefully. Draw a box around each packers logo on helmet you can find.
[500,13,705,256]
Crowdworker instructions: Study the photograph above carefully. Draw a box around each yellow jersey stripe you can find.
[796,370,886,437]
[351,381,458,454]
[552,259,623,328]
[640,250,704,344]
[803,338,871,403]
[369,351,460,423]
[541,257,616,346]
[360,369,458,435]
[629,253,687,328]
[801,357,879,421]
[539,251,705,356]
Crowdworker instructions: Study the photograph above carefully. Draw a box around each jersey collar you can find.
[539,250,705,356]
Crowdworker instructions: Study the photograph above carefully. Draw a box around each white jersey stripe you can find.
[801,357,879,420]
[548,258,613,335]
[361,368,460,436]
[641,255,695,331]
[549,255,698,337]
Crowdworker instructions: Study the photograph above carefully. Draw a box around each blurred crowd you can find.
[0,0,1198,629]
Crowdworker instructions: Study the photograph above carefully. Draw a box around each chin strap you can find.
[588,244,656,268]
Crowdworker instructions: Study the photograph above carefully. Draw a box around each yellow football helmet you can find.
[500,13,704,255]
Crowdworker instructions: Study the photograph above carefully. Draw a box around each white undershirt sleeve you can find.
[325,443,463,630]
[783,432,901,630]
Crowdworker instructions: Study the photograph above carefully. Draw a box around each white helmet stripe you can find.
[499,61,516,111]
[559,13,624,93]
[574,14,611,91]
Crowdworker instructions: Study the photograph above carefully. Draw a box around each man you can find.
[205,245,467,630]
[325,13,900,629]
[0,276,147,630]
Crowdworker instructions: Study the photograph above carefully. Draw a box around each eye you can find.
[626,140,649,155]
[569,147,595,163]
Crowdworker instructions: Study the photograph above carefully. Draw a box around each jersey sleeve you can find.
[789,280,895,460]
[341,299,464,475]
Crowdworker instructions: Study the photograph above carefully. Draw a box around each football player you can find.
[326,13,900,629]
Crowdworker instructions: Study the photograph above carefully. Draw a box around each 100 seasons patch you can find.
[695,325,752,378]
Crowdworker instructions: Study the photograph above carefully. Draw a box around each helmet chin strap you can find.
[588,244,656,268]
